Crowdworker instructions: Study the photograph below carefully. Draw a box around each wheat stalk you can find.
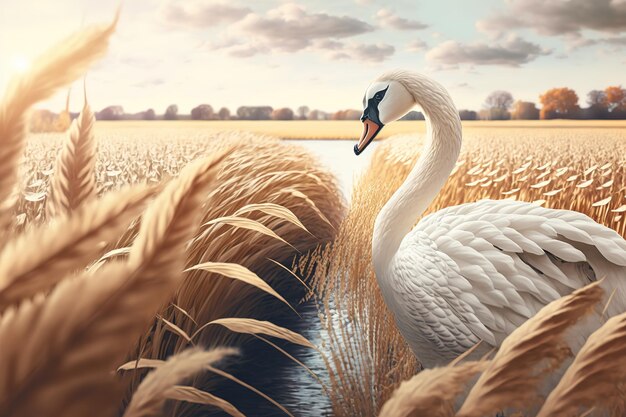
[123,347,237,417]
[0,16,116,236]
[378,361,488,417]
[0,185,154,309]
[0,149,230,417]
[47,98,97,217]
[457,281,605,417]
[165,385,245,417]
[538,311,626,416]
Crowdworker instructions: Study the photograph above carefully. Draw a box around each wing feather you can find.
[408,199,626,346]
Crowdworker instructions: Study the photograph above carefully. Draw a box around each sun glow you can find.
[10,55,31,74]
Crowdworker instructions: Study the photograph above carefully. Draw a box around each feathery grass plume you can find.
[537,310,626,417]
[47,95,97,217]
[128,150,232,273]
[165,386,245,417]
[123,347,237,417]
[0,149,230,417]
[457,281,605,417]
[206,317,316,349]
[378,361,487,417]
[118,135,344,416]
[0,15,116,235]
[0,185,154,309]
[299,137,419,417]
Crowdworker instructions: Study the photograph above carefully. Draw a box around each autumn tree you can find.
[511,101,539,120]
[217,107,231,120]
[483,90,513,120]
[143,108,156,120]
[164,104,178,120]
[332,109,361,120]
[271,107,294,120]
[605,86,626,112]
[308,109,329,120]
[191,104,214,120]
[539,88,579,119]
[585,90,609,119]
[297,105,310,120]
[458,110,477,120]
[236,106,273,120]
[97,105,124,120]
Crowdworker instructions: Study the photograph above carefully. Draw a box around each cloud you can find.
[160,0,251,28]
[322,42,395,62]
[206,3,387,61]
[426,36,550,68]
[407,40,428,52]
[235,3,374,52]
[477,0,626,38]
[377,8,428,30]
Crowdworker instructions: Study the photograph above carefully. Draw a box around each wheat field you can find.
[5,13,626,417]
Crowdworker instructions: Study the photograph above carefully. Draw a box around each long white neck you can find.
[372,72,462,273]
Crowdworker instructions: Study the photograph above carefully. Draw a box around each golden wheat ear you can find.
[537,311,626,417]
[122,347,238,417]
[0,150,231,417]
[0,17,117,236]
[47,96,97,217]
[378,361,487,417]
[0,185,154,310]
[456,281,605,417]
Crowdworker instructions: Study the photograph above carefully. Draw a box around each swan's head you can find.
[354,79,415,155]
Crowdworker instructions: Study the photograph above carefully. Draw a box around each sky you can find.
[0,0,625,114]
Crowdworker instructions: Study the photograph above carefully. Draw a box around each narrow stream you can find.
[208,140,376,416]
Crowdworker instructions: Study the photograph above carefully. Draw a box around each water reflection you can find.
[211,140,367,416]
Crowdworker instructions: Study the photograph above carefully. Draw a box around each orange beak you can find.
[354,118,382,155]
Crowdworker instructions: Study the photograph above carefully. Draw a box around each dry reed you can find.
[47,97,97,217]
[0,148,230,417]
[378,361,487,417]
[0,15,116,236]
[0,185,153,309]
[117,135,344,416]
[457,281,604,417]
[538,310,626,417]
[123,347,237,417]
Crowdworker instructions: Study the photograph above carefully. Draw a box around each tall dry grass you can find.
[0,15,344,417]
[0,15,116,236]
[457,281,604,417]
[114,135,344,416]
[47,94,97,217]
[538,309,626,416]
[377,281,605,417]
[305,131,626,416]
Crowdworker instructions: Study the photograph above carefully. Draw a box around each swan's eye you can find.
[374,93,383,101]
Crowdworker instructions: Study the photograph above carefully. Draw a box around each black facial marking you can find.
[373,85,389,102]
[361,85,389,127]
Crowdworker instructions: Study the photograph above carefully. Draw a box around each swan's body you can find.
[355,70,626,368]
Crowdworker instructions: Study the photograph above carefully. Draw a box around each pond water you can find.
[212,140,378,417]
[287,139,380,200]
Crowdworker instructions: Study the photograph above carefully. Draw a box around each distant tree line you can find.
[472,85,626,120]
[44,85,626,123]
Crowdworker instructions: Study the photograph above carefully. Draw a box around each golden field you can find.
[93,119,626,140]
[5,16,626,417]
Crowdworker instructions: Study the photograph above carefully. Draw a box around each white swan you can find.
[354,70,626,368]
